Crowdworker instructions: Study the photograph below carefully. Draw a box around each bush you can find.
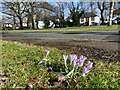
[67,21,74,27]
[44,20,50,28]
[92,22,100,26]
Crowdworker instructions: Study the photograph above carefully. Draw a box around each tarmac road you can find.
[1,30,120,42]
[1,30,119,51]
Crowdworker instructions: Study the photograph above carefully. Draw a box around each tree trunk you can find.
[36,20,38,29]
[109,2,114,26]
[27,16,29,29]
[18,16,23,30]
[13,16,16,30]
[31,15,35,30]
[101,10,105,24]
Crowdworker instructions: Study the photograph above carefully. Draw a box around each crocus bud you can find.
[58,73,65,81]
[87,61,93,69]
[45,50,50,56]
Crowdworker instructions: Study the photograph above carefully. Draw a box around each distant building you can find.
[112,8,120,24]
[38,21,45,29]
[80,12,100,26]
[0,16,2,30]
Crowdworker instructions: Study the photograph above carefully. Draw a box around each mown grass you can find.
[1,25,119,33]
[1,40,120,88]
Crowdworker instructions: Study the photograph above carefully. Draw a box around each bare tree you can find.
[67,2,84,26]
[1,1,26,29]
[38,2,55,28]
[97,2,106,24]
[24,2,54,29]
[54,2,66,27]
[90,1,97,13]
[24,2,36,29]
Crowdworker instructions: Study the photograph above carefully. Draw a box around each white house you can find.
[38,20,55,29]
[38,21,45,29]
[80,12,100,26]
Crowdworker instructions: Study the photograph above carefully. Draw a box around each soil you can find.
[3,38,119,62]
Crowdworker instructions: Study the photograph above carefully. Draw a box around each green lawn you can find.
[1,40,120,88]
[1,25,119,33]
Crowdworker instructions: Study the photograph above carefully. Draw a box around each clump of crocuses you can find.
[58,54,93,81]
[39,50,93,82]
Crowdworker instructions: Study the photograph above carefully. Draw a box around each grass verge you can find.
[1,40,120,88]
[1,25,119,33]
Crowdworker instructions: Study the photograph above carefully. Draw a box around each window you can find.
[81,18,84,22]
[91,17,94,21]
[86,17,89,22]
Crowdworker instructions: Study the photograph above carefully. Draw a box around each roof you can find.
[37,16,59,21]
[81,12,98,18]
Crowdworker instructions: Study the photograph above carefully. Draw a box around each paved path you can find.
[1,30,119,51]
[1,31,119,42]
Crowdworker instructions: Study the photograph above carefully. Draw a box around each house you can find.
[0,16,2,30]
[37,15,62,29]
[112,8,120,24]
[105,8,120,25]
[3,23,13,30]
[15,22,28,29]
[80,12,100,26]
[38,21,45,29]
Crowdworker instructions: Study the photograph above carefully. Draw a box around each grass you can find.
[1,25,119,33]
[1,40,120,88]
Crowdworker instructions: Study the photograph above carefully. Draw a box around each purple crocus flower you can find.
[78,55,87,66]
[74,55,87,67]
[58,73,65,81]
[69,54,77,64]
[73,59,80,67]
[63,54,68,69]
[79,55,87,62]
[82,66,89,77]
[45,50,50,56]
[87,61,93,69]
[69,54,77,61]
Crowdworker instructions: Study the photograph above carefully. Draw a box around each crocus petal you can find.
[73,59,77,66]
[58,73,65,81]
[73,59,80,67]
[79,55,87,62]
[79,61,84,67]
[69,54,77,65]
[69,54,77,61]
[87,61,93,69]
[78,55,87,66]
[83,66,89,75]
[74,58,85,67]
[45,50,50,56]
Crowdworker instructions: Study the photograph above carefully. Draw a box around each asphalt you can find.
[1,30,119,51]
[1,31,120,41]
